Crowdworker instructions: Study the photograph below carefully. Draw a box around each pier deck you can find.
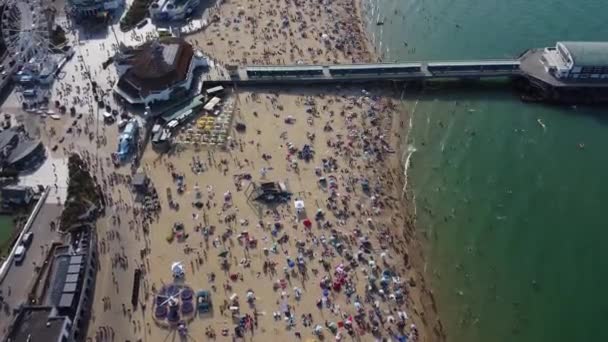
[220,60,523,86]
[203,51,608,91]
[520,49,608,88]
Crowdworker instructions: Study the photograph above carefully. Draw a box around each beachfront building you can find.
[66,0,123,21]
[3,225,97,342]
[0,128,45,172]
[149,0,200,21]
[1,185,35,206]
[3,307,72,342]
[113,38,208,105]
[542,42,608,80]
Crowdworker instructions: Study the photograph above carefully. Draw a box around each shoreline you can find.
[354,2,446,341]
[186,0,446,339]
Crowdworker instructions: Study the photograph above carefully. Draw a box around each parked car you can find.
[196,290,212,313]
[22,232,33,247]
[14,245,26,265]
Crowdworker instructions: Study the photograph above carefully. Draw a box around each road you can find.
[0,203,63,336]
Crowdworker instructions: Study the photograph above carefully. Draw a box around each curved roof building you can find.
[0,128,45,171]
[114,38,207,104]
[542,41,608,80]
[6,140,45,170]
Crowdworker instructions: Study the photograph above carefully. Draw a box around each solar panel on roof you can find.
[59,293,75,308]
[63,282,77,293]
[66,273,79,283]
[67,264,81,274]
[69,255,83,265]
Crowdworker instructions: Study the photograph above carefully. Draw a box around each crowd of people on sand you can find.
[70,88,423,342]
[190,0,372,65]
[3,1,435,341]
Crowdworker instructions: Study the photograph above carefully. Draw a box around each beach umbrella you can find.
[294,200,305,211]
[218,250,229,258]
[303,218,312,228]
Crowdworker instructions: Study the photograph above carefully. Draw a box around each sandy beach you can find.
[188,0,375,65]
[0,0,444,341]
[84,83,445,341]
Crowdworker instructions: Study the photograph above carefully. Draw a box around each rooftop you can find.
[6,140,43,165]
[5,307,67,342]
[1,185,33,202]
[119,38,194,94]
[559,41,608,67]
[520,49,608,88]
[45,252,86,311]
[0,129,18,151]
[45,255,71,307]
[161,94,204,123]
[132,172,148,187]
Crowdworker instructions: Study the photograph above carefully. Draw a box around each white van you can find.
[22,232,33,247]
[14,245,26,265]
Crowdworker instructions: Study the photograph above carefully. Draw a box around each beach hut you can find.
[132,172,149,193]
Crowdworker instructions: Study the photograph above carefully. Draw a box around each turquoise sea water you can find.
[361,1,608,341]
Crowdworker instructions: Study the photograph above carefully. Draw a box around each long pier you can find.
[205,50,608,100]
[213,59,522,86]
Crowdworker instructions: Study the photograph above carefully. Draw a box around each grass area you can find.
[120,0,153,32]
[0,215,15,256]
[60,154,102,232]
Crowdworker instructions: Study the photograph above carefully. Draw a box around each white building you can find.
[149,0,200,21]
[113,38,208,105]
[542,41,608,80]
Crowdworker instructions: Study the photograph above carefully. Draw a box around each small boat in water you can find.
[536,118,546,131]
